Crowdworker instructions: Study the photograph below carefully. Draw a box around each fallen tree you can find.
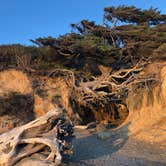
[0,109,73,166]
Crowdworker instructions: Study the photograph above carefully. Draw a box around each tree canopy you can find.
[0,5,166,75]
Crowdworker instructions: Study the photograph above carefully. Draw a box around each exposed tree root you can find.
[47,63,159,124]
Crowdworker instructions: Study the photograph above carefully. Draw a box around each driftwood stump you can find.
[0,109,73,166]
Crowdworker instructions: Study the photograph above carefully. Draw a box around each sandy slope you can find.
[0,69,32,95]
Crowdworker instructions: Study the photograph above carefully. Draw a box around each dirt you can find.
[0,70,35,134]
[66,126,166,166]
[0,69,32,95]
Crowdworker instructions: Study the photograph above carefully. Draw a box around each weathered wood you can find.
[0,109,73,166]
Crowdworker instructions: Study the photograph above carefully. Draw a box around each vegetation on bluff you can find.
[0,6,165,75]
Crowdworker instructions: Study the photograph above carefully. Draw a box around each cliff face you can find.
[0,70,34,133]
[0,70,74,133]
[33,76,73,117]
[124,63,166,145]
[0,69,32,95]
[0,63,165,146]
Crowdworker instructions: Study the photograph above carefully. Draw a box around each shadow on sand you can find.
[66,122,130,165]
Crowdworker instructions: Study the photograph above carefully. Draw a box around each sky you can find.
[0,0,166,45]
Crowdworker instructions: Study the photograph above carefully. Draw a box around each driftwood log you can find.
[0,109,73,166]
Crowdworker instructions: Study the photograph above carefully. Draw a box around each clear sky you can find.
[0,0,166,45]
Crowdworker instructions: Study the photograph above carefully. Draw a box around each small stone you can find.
[87,122,97,129]
[97,131,111,140]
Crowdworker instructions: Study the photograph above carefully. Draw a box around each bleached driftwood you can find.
[0,109,73,166]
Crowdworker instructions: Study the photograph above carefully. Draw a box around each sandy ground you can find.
[66,125,166,166]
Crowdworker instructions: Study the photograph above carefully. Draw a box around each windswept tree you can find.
[1,5,166,73]
[104,5,166,25]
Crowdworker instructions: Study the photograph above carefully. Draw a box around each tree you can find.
[104,5,166,25]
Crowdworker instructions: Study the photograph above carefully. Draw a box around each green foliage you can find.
[104,5,166,25]
[0,5,166,74]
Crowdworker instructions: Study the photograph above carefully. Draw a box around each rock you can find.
[97,131,111,140]
[87,122,97,129]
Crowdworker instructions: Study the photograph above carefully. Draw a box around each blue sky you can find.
[0,0,166,45]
